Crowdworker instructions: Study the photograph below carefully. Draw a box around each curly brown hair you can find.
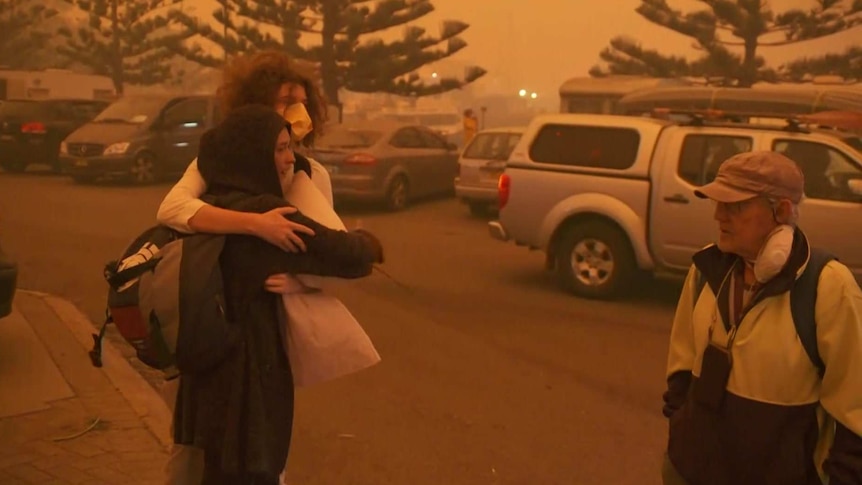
[220,50,328,146]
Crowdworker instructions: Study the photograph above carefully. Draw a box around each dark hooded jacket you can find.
[173,104,382,478]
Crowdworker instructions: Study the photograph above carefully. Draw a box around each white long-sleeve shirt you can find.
[156,157,334,233]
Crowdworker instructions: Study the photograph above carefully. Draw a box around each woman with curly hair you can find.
[157,50,332,252]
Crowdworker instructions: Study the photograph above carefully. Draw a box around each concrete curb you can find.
[23,290,173,449]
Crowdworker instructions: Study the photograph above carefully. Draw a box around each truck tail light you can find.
[498,173,510,210]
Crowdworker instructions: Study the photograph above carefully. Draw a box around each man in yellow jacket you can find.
[662,151,862,485]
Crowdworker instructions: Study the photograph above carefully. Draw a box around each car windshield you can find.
[0,101,44,117]
[463,133,521,160]
[317,126,383,148]
[93,97,166,124]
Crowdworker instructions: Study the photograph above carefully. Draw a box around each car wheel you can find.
[129,152,157,185]
[386,175,409,211]
[0,159,26,173]
[555,221,636,299]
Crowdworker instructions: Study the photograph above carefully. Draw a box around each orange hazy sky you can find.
[421,0,861,97]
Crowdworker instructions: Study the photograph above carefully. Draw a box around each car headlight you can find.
[104,142,130,155]
[59,141,68,154]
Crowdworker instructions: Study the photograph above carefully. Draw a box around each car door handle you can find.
[663,194,690,204]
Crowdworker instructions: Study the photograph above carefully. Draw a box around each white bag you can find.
[279,172,381,387]
[281,290,381,387]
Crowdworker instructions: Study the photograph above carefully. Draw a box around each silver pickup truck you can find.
[488,113,862,299]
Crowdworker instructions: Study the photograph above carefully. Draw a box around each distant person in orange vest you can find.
[463,108,478,146]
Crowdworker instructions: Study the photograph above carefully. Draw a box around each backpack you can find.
[694,248,834,377]
[89,225,240,378]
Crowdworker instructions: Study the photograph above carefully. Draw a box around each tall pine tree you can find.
[591,0,862,86]
[0,0,61,69]
[165,0,295,67]
[170,0,486,106]
[57,0,183,94]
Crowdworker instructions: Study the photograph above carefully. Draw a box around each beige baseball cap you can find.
[694,151,805,204]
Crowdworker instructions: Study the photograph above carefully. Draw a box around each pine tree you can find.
[0,0,60,68]
[166,0,296,67]
[591,0,862,86]
[57,0,183,94]
[170,0,486,106]
[782,46,862,81]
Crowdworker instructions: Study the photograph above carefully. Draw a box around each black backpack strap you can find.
[88,307,113,368]
[790,248,834,378]
[693,269,707,309]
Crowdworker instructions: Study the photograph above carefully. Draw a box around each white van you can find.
[0,69,116,101]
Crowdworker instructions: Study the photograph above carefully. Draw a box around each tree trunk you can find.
[740,36,758,87]
[110,0,124,95]
[320,2,340,107]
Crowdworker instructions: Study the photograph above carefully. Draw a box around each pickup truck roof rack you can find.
[650,108,862,134]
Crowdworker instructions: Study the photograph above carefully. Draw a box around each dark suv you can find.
[0,98,109,172]
[60,94,220,184]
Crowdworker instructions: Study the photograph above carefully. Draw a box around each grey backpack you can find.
[90,226,240,377]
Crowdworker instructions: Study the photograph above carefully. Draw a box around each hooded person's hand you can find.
[354,228,385,264]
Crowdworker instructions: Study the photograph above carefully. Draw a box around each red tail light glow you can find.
[498,173,511,209]
[21,122,47,134]
[344,153,377,165]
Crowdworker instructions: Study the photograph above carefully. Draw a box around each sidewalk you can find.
[0,291,170,485]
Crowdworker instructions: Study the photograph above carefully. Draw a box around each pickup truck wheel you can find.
[555,222,635,299]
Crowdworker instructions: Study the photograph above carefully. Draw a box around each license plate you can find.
[0,135,13,141]
[74,159,89,167]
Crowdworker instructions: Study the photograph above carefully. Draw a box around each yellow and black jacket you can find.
[664,229,862,485]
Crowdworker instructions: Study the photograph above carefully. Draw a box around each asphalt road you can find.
[0,170,686,485]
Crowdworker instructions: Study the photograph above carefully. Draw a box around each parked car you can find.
[0,98,109,173]
[311,121,460,210]
[376,110,464,147]
[454,126,524,216]
[60,94,219,184]
[488,111,862,299]
[0,241,17,319]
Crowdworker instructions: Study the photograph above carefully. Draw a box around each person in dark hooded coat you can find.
[172,104,384,485]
